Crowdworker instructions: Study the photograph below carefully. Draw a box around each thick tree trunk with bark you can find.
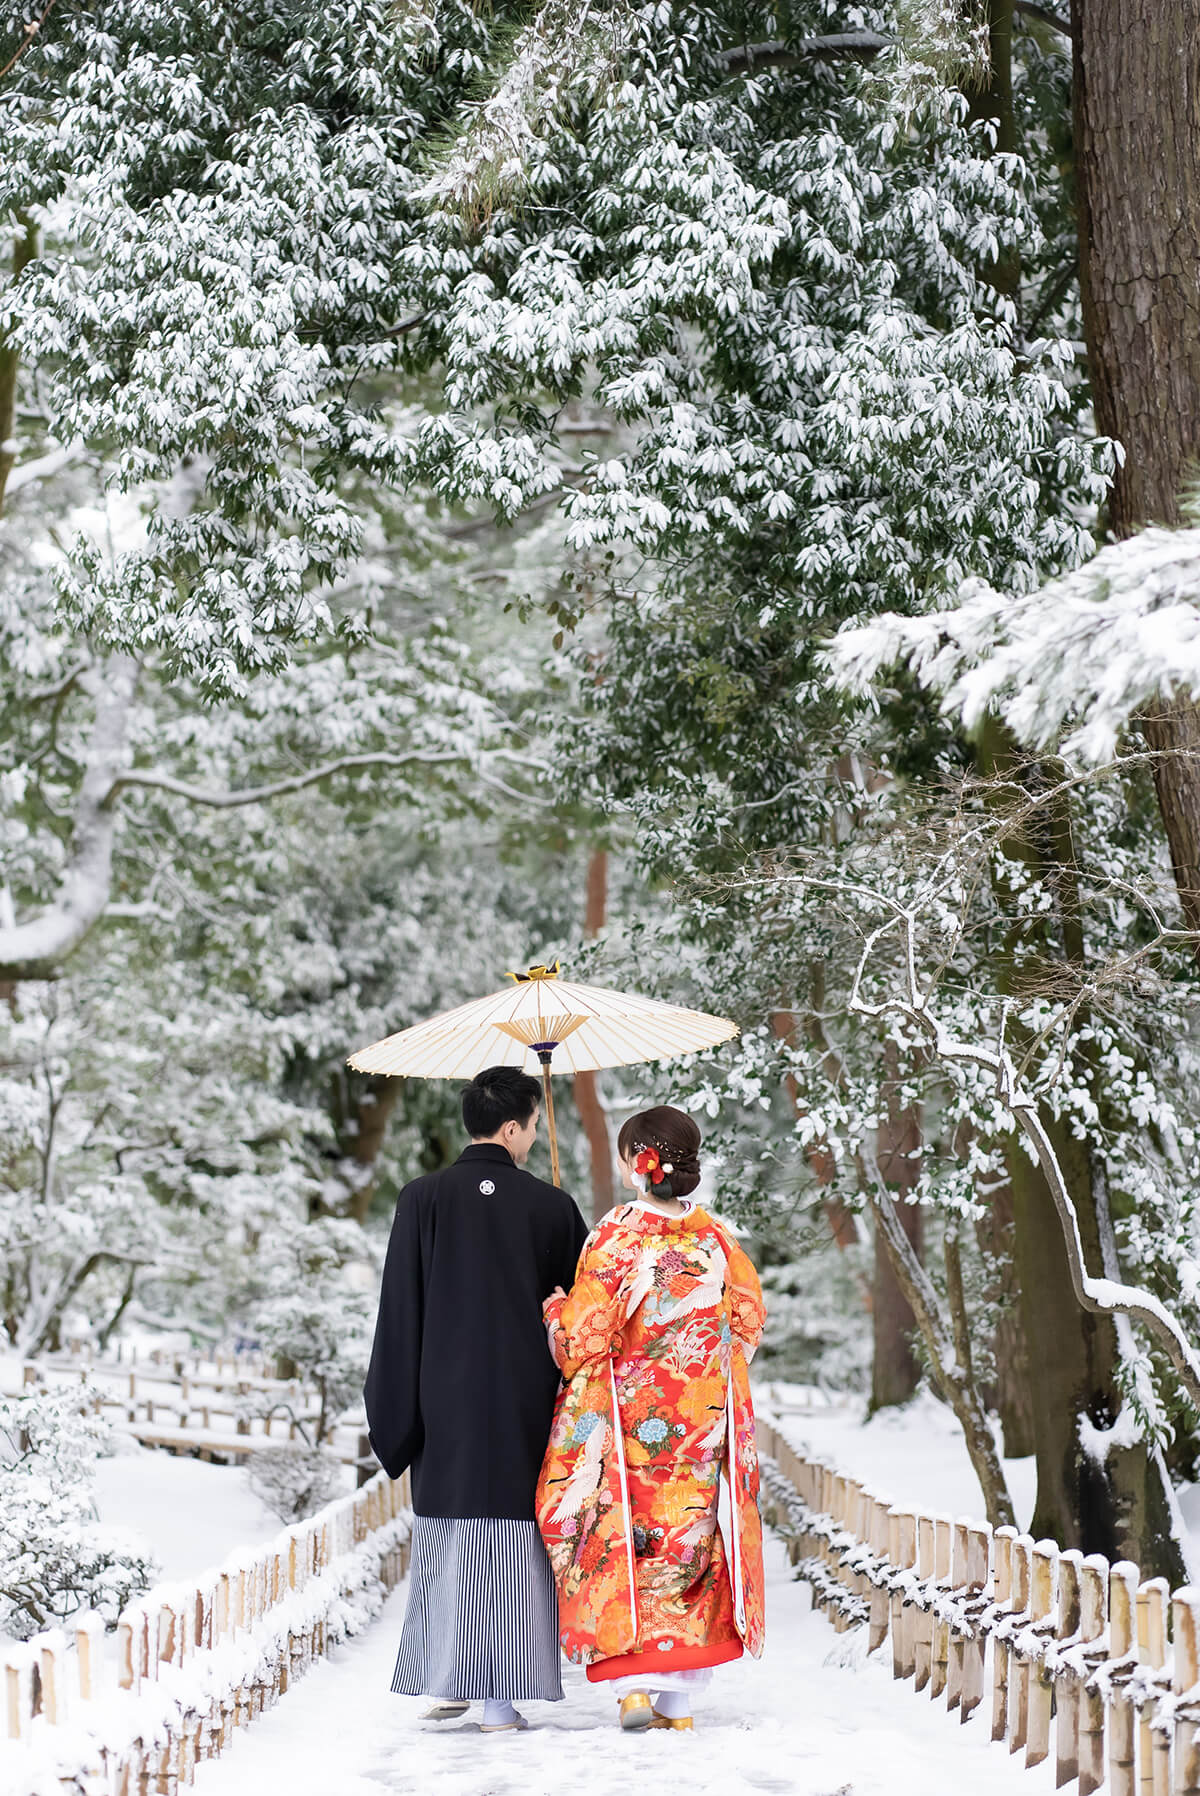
[1073,0,1200,939]
[976,719,1187,1577]
[1009,1114,1187,1580]
[870,1041,923,1411]
[0,215,36,514]
[976,1173,1037,1458]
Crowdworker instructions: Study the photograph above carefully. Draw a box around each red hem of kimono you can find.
[584,1639,744,1682]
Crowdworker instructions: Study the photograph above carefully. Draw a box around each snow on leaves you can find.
[827,525,1200,764]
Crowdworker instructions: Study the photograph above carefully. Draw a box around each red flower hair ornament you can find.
[633,1146,674,1190]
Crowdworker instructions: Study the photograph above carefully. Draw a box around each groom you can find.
[364,1064,589,1731]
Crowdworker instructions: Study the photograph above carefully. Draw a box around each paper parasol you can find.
[347,962,738,1185]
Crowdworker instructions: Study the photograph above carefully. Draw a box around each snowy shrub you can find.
[247,1444,344,1523]
[0,1385,156,1639]
[242,1219,375,1445]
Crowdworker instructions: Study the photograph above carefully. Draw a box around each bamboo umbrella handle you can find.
[537,1049,561,1187]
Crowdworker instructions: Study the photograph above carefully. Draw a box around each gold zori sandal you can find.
[619,1692,655,1731]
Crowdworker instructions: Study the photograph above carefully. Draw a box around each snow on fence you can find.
[18,1354,372,1480]
[757,1419,1200,1796]
[1,1468,410,1796]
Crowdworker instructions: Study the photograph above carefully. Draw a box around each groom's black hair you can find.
[462,1064,542,1138]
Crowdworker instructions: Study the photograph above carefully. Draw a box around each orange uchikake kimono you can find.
[536,1199,766,1682]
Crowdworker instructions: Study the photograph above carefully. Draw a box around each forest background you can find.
[5,0,1200,1635]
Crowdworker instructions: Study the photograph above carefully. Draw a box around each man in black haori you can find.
[364,1065,589,1733]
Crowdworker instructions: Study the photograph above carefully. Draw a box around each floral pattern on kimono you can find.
[536,1202,766,1673]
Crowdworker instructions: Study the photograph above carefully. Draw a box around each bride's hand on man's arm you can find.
[544,1287,567,1363]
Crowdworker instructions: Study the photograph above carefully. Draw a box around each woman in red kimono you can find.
[537,1105,765,1732]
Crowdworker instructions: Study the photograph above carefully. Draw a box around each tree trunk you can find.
[870,1041,923,1411]
[770,1002,861,1254]
[1008,1114,1188,1580]
[573,847,615,1224]
[0,214,37,514]
[973,711,1186,1574]
[868,1158,1016,1526]
[320,1072,400,1224]
[1072,0,1200,939]
[973,1169,1036,1458]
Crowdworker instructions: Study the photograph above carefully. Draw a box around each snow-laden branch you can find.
[1014,1,1070,37]
[718,32,890,70]
[3,700,547,981]
[3,441,85,496]
[0,657,137,982]
[109,750,470,809]
[419,0,633,217]
[836,887,1200,1412]
[824,526,1200,764]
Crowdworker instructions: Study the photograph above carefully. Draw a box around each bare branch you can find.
[0,0,59,83]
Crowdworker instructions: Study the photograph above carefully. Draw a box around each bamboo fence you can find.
[758,1419,1200,1795]
[2,1467,410,1795]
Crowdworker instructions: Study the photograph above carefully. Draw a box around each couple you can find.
[363,1064,765,1736]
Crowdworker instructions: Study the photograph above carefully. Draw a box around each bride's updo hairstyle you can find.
[617,1105,702,1200]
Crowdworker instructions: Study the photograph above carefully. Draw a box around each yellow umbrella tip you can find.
[506,960,562,983]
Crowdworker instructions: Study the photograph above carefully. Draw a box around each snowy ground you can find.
[765,1386,1040,1531]
[191,1530,1056,1796]
[91,1439,287,1582]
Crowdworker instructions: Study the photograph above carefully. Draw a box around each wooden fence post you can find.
[930,1515,953,1701]
[869,1498,891,1653]
[892,1512,917,1680]
[947,1519,972,1712]
[1138,1578,1170,1796]
[1079,1553,1110,1796]
[1108,1562,1139,1796]
[1056,1548,1084,1788]
[991,1526,1017,1744]
[1026,1539,1058,1769]
[914,1514,936,1692]
[960,1525,991,1724]
[38,1634,62,1726]
[1172,1588,1200,1796]
[1009,1534,1034,1754]
[75,1613,103,1706]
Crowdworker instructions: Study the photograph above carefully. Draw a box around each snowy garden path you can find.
[192,1531,1055,1796]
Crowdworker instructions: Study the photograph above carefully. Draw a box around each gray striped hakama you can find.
[392,1516,564,1703]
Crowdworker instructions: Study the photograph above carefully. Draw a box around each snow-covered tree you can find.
[0,1384,155,1638]
[384,0,1200,1574]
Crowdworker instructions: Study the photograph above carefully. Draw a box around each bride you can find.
[537,1104,765,1733]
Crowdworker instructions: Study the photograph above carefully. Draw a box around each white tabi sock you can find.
[482,1700,519,1728]
[653,1691,691,1720]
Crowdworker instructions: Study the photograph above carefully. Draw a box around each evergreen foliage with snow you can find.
[3,0,1200,1565]
[0,1385,155,1638]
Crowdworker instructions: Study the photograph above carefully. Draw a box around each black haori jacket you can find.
[364,1143,589,1520]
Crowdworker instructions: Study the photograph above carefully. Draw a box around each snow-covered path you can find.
[193,1531,1056,1796]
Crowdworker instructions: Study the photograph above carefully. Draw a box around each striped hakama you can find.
[391,1515,564,1703]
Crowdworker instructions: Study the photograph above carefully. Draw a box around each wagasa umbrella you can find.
[347,962,738,1186]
